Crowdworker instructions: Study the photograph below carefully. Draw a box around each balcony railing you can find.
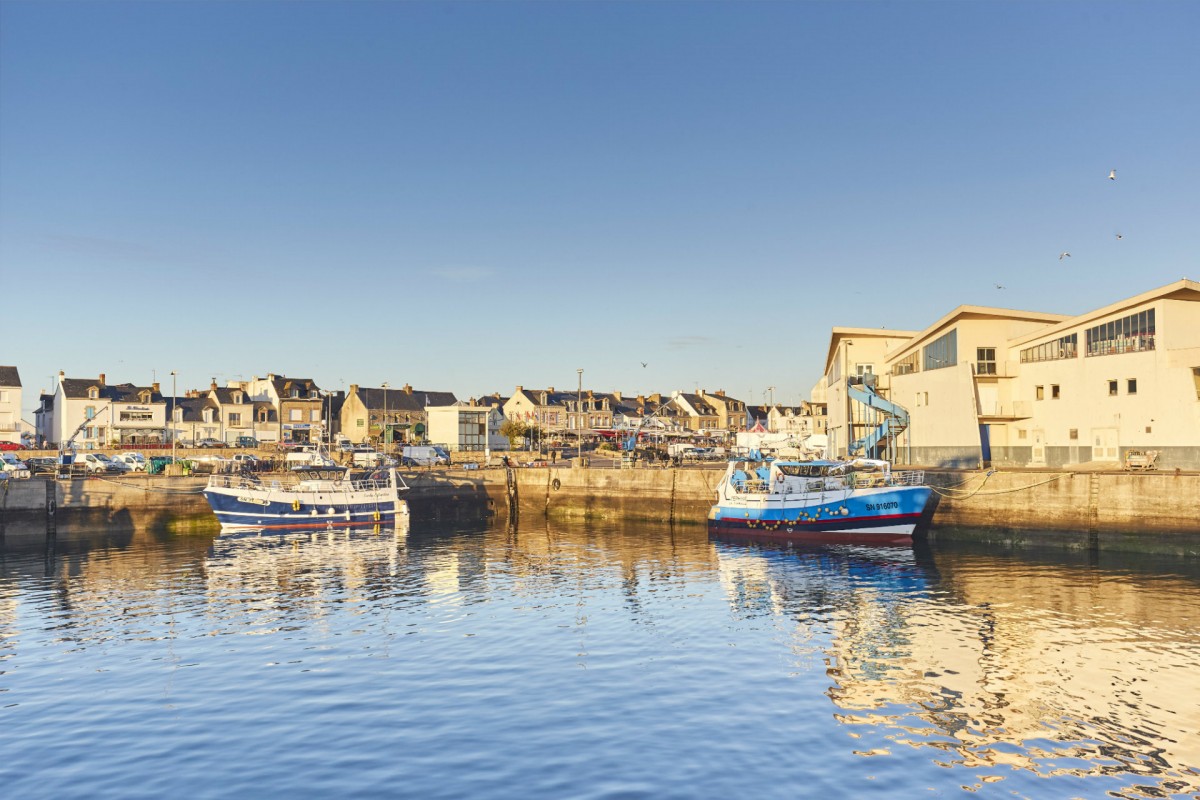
[978,401,1032,419]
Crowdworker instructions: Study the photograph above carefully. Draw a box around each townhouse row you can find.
[10,370,824,453]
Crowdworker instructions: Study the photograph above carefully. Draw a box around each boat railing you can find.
[731,479,770,494]
[890,470,925,486]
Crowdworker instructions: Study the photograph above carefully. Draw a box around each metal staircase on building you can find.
[848,375,909,462]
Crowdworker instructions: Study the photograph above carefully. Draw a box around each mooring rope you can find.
[929,470,1070,499]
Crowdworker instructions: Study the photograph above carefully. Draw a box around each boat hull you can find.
[204,485,407,530]
[708,485,931,545]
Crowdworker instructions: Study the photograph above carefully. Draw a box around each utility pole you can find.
[577,368,583,464]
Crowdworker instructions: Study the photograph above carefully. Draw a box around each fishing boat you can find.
[708,457,931,544]
[203,465,409,529]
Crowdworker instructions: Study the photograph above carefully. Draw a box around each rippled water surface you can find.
[2,520,1199,799]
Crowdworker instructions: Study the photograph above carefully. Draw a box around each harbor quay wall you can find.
[1,468,1197,554]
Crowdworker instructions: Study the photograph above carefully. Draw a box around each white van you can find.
[0,452,31,479]
[75,452,125,473]
[401,445,450,466]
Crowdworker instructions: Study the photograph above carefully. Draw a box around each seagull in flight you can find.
[994,283,1006,290]
[640,362,648,368]
[1115,233,1123,240]
[1059,252,1071,260]
[1108,169,1116,180]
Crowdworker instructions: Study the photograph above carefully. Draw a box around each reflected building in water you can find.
[714,541,1200,794]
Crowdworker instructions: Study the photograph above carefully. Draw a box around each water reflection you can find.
[1,522,1198,799]
[710,537,1200,798]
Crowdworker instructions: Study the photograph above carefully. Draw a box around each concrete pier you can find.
[0,466,1196,554]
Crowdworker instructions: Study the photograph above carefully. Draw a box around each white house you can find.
[426,403,508,453]
[0,366,22,447]
[46,372,167,449]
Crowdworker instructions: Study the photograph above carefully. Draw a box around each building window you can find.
[228,413,241,426]
[1086,308,1155,357]
[976,348,997,375]
[290,409,301,421]
[1018,429,1027,440]
[1069,429,1078,440]
[1035,386,1044,401]
[893,352,919,376]
[1194,368,1200,400]
[923,329,958,371]
[1108,380,1118,396]
[1145,426,1152,434]
[85,405,96,419]
[357,419,365,427]
[1127,379,1137,395]
[1051,385,1060,399]
[1020,333,1078,363]
[310,409,320,422]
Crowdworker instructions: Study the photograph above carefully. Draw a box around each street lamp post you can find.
[170,371,177,465]
[381,382,389,452]
[577,368,583,464]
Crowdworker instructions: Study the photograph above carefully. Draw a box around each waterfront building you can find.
[820,279,1200,469]
[669,391,723,435]
[236,374,324,446]
[41,372,168,449]
[503,386,572,437]
[0,366,22,446]
[425,402,508,453]
[564,390,615,433]
[695,389,749,431]
[165,395,209,446]
[341,384,458,446]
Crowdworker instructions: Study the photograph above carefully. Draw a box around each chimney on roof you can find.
[98,373,106,386]
[493,392,500,399]
[548,386,555,393]
[403,384,412,394]
[636,394,645,404]
[515,385,523,392]
[152,382,160,394]
[651,393,662,403]
[211,378,218,391]
[613,391,621,401]
[350,384,358,396]
[714,389,726,397]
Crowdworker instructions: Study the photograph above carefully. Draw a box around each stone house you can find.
[341,384,458,446]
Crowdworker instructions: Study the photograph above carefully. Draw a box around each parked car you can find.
[234,436,259,448]
[0,452,31,479]
[230,453,264,470]
[111,452,148,472]
[73,452,126,474]
[0,441,28,451]
[400,445,450,466]
[351,448,396,467]
[196,438,227,449]
[26,456,60,476]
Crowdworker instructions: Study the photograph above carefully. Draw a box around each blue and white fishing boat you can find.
[204,466,409,529]
[708,457,931,544]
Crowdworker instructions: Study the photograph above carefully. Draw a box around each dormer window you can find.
[89,388,98,400]
[292,388,300,398]
[233,392,243,404]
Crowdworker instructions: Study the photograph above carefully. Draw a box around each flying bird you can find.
[1115,233,1123,240]
[994,283,1006,290]
[1108,170,1116,180]
[640,362,648,368]
[1059,252,1071,260]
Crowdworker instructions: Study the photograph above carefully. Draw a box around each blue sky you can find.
[3,1,1197,417]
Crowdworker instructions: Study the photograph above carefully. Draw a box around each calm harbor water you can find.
[2,520,1198,799]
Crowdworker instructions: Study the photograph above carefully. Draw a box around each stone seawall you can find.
[2,467,1197,554]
